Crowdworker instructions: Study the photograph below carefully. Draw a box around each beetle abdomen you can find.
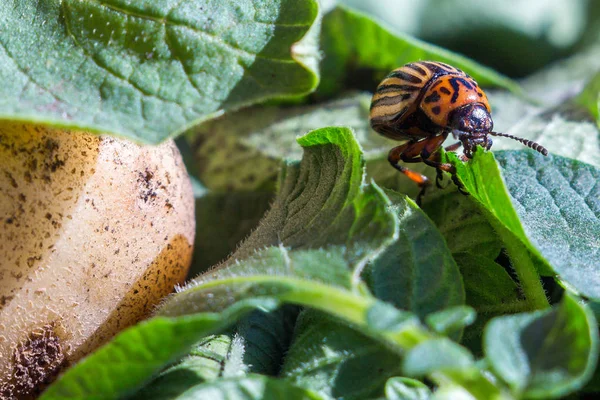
[369,61,490,140]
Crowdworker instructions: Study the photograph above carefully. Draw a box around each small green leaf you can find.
[401,338,474,377]
[575,70,600,123]
[40,299,279,400]
[385,377,431,400]
[281,310,403,400]
[318,5,521,98]
[367,191,465,319]
[136,374,325,400]
[484,293,599,399]
[425,306,476,338]
[0,0,320,143]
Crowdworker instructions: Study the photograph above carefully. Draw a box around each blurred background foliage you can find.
[335,0,600,78]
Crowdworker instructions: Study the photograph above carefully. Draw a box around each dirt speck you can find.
[0,323,66,399]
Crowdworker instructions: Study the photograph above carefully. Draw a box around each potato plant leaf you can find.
[367,191,465,319]
[484,293,599,399]
[280,310,403,400]
[318,5,521,98]
[227,126,396,269]
[0,0,320,143]
[40,299,280,400]
[448,149,600,302]
[385,377,432,400]
[401,338,474,377]
[184,92,388,191]
[139,374,326,400]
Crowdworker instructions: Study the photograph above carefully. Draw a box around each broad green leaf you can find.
[318,5,521,98]
[131,335,235,399]
[494,151,600,300]
[134,306,299,399]
[281,310,403,400]
[228,126,397,268]
[484,294,599,399]
[40,299,280,400]
[367,191,465,319]
[184,92,389,192]
[0,0,320,143]
[158,247,429,348]
[136,374,325,400]
[385,377,431,400]
[448,149,600,302]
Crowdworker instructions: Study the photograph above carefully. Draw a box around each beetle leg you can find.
[419,134,471,196]
[388,142,431,205]
[445,141,462,152]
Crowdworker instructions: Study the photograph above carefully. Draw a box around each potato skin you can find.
[0,124,195,398]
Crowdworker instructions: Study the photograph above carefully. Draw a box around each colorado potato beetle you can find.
[369,61,548,202]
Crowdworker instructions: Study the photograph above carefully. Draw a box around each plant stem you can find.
[499,226,549,310]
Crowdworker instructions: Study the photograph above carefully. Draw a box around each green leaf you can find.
[494,151,600,300]
[575,70,600,123]
[318,5,521,98]
[401,338,474,377]
[448,149,600,303]
[183,92,388,192]
[385,377,431,400]
[228,126,397,269]
[281,310,403,400]
[421,188,502,261]
[484,293,599,399]
[137,374,325,400]
[367,191,465,319]
[40,299,279,400]
[134,306,299,399]
[425,306,476,338]
[453,253,523,355]
[0,0,320,143]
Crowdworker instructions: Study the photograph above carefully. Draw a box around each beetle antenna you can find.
[489,132,548,156]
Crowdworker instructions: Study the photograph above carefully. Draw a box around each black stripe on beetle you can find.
[423,91,441,103]
[371,94,412,107]
[440,87,451,95]
[449,77,461,103]
[377,84,421,93]
[389,70,423,84]
[457,77,474,90]
[431,106,441,115]
[406,63,427,76]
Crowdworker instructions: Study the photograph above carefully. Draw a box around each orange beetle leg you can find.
[388,142,431,205]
